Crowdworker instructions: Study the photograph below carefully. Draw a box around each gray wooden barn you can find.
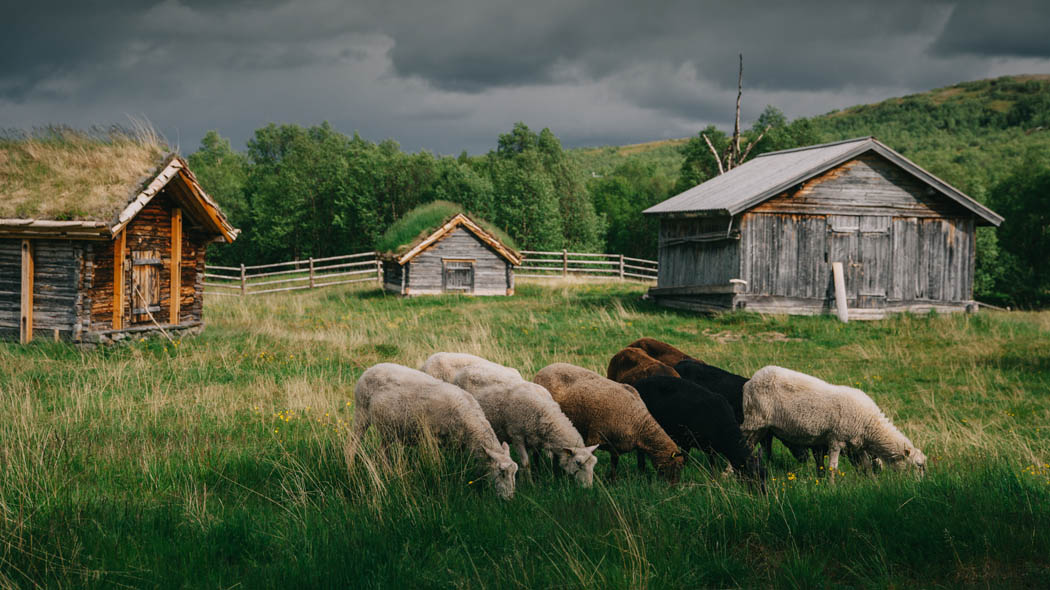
[381,213,521,296]
[643,137,1003,318]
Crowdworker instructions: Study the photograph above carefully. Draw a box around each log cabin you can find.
[380,205,521,296]
[643,137,1003,318]
[0,131,238,344]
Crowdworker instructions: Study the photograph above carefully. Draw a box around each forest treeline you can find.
[192,75,1050,306]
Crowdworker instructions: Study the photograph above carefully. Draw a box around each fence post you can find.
[619,254,625,280]
[562,249,568,277]
[375,253,382,283]
[309,257,315,289]
[240,264,246,297]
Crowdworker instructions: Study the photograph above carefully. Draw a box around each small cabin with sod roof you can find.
[643,137,1003,318]
[0,130,238,344]
[379,203,521,296]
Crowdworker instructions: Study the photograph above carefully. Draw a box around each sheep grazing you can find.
[353,363,519,499]
[451,363,599,487]
[607,347,680,386]
[673,359,811,464]
[632,376,766,488]
[420,352,522,384]
[626,337,701,367]
[533,363,684,482]
[742,366,927,482]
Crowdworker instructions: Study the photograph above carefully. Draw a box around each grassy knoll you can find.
[1,280,1048,588]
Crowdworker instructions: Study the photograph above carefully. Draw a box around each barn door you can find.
[443,260,474,293]
[826,215,860,301]
[857,216,891,307]
[132,249,162,323]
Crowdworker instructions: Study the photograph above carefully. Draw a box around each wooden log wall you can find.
[407,228,511,295]
[0,238,83,340]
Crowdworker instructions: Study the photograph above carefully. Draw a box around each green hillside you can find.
[570,74,1050,196]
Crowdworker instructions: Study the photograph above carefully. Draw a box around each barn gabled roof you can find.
[394,213,522,266]
[0,134,238,242]
[643,137,1003,226]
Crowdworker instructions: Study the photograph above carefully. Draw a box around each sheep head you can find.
[654,450,685,483]
[485,442,518,500]
[904,446,927,478]
[557,444,599,487]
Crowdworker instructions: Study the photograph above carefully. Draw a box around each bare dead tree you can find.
[700,54,770,175]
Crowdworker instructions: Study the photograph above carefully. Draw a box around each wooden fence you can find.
[203,252,381,296]
[204,249,659,296]
[517,250,658,281]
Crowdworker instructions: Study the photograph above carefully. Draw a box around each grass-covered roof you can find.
[0,126,170,222]
[376,200,519,256]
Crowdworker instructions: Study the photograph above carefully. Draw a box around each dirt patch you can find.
[702,329,802,343]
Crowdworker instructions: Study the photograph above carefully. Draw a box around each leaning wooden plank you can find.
[20,240,33,344]
[832,261,849,323]
[112,231,126,330]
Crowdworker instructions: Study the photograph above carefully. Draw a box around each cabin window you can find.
[443,260,475,293]
[131,249,162,323]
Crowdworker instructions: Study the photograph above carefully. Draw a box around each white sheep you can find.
[353,362,519,499]
[420,352,522,384]
[451,363,598,487]
[742,366,926,481]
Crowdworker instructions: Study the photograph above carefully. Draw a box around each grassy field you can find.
[1,280,1048,588]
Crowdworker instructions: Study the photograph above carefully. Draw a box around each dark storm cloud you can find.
[1,0,1048,153]
[931,1,1050,57]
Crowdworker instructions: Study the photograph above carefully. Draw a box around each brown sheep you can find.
[534,363,685,482]
[607,347,680,386]
[626,337,702,367]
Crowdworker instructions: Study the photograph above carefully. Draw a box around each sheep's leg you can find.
[760,432,774,462]
[514,440,532,481]
[636,449,648,474]
[812,446,828,478]
[827,441,845,483]
[608,452,620,480]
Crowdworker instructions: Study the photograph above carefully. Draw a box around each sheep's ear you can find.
[501,441,510,454]
[561,447,574,458]
[584,444,600,454]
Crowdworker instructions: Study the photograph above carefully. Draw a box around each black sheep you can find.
[632,375,765,487]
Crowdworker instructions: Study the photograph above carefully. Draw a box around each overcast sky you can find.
[3,0,1049,155]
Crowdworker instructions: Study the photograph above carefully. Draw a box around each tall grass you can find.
[0,280,1047,587]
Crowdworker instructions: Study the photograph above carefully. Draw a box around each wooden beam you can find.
[20,239,33,344]
[113,230,126,330]
[170,208,182,324]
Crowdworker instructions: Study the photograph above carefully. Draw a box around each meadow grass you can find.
[0,279,1047,588]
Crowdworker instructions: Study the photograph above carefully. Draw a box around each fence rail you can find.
[204,249,659,296]
[517,249,658,282]
[203,252,382,296]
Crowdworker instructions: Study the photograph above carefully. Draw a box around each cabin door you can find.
[826,215,891,308]
[131,249,162,323]
[443,260,474,293]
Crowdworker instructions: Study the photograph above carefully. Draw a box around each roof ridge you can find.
[754,136,874,158]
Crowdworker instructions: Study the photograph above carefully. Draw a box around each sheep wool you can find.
[742,366,927,481]
[353,363,519,499]
[534,363,684,482]
[420,352,523,384]
[453,363,598,487]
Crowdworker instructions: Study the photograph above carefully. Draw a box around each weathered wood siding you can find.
[0,238,83,340]
[656,216,739,288]
[405,227,510,295]
[382,260,404,293]
[751,153,972,219]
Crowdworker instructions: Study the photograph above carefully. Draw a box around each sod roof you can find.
[0,127,238,242]
[0,127,170,222]
[376,201,521,264]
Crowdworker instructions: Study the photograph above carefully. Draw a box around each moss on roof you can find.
[376,200,519,256]
[0,126,170,221]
